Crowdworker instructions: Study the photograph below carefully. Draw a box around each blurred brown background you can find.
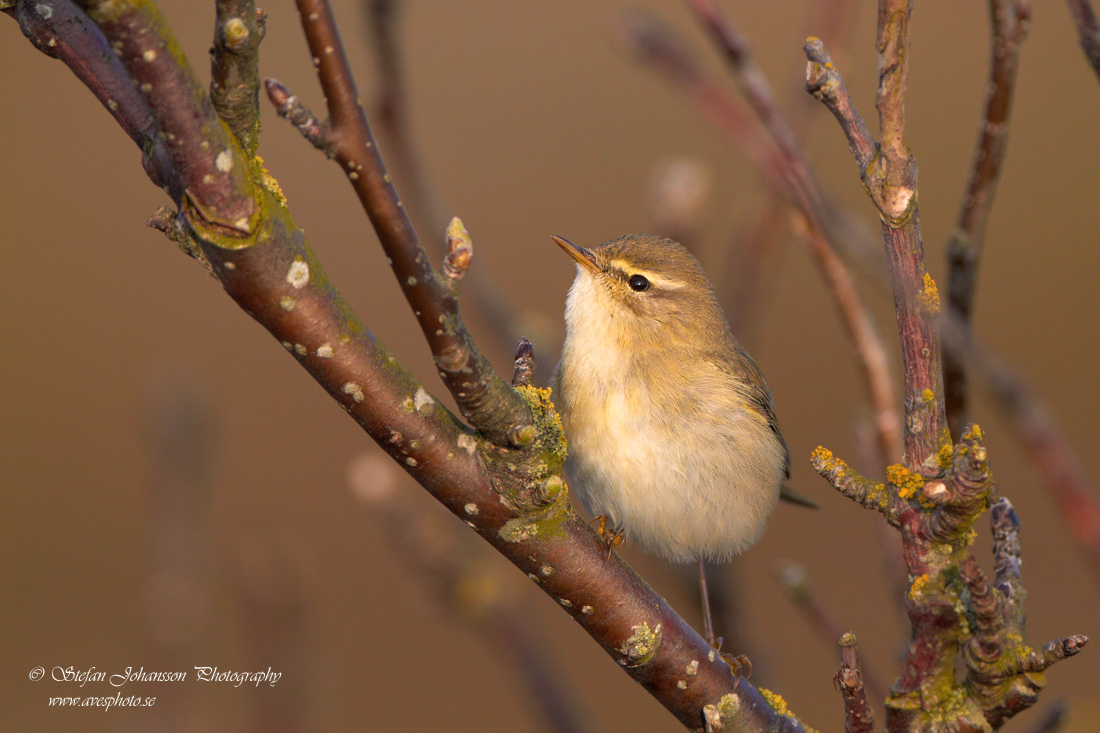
[3,0,1098,730]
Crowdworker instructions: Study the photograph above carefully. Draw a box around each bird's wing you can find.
[725,345,791,482]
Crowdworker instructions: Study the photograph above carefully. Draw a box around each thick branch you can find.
[286,0,532,447]
[1067,0,1100,82]
[944,0,1031,437]
[77,0,257,237]
[5,0,181,200]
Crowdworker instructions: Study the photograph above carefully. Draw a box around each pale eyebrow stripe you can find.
[606,259,686,291]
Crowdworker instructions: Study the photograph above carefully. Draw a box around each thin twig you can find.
[681,0,901,463]
[835,632,876,733]
[944,0,1031,437]
[277,0,532,448]
[363,0,526,352]
[718,0,864,342]
[777,562,888,703]
[623,9,883,275]
[1067,0,1100,82]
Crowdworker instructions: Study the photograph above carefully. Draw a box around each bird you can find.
[550,233,807,648]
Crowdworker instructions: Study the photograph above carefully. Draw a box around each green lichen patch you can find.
[497,493,572,544]
[617,622,662,667]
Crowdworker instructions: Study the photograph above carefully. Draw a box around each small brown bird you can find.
[551,233,805,646]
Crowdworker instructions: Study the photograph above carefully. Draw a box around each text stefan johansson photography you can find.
[52,666,283,688]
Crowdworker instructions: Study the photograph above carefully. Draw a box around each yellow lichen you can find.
[921,388,935,402]
[757,688,819,733]
[810,445,837,470]
[758,687,791,716]
[908,573,931,601]
[963,424,984,442]
[917,272,941,315]
[937,442,954,469]
[887,463,924,500]
[254,154,288,207]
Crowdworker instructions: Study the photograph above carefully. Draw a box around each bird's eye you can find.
[628,274,650,292]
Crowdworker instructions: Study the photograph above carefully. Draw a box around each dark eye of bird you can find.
[628,274,650,292]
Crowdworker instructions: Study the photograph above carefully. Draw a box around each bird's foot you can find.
[706,636,751,687]
[590,515,625,562]
[722,653,752,688]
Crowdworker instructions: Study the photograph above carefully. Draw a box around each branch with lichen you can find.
[944,0,1031,438]
[805,25,946,473]
[6,1,818,729]
[813,429,1087,729]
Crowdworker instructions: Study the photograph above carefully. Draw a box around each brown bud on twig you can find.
[264,78,329,153]
[441,217,473,289]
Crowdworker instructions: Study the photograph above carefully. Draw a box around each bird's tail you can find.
[779,484,819,509]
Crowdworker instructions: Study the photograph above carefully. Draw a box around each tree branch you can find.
[211,0,265,156]
[675,1,903,464]
[805,32,946,472]
[814,426,1087,729]
[835,632,875,733]
[944,0,1031,437]
[1067,0,1100,82]
[363,0,527,353]
[5,0,180,199]
[281,0,533,448]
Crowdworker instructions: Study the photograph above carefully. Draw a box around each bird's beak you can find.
[551,235,601,274]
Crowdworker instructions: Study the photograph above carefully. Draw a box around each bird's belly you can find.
[564,387,780,563]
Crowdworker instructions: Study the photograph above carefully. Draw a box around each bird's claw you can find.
[590,515,624,562]
[722,653,752,688]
